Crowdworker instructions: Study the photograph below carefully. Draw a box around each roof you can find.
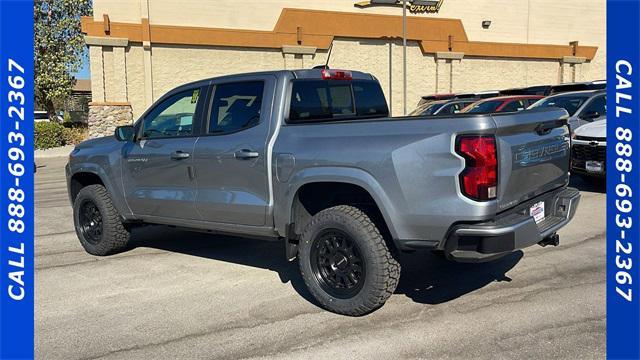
[474,95,544,102]
[73,79,91,92]
[544,89,605,97]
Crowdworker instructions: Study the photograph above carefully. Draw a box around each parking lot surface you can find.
[36,156,605,360]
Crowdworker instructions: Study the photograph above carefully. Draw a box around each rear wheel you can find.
[298,205,400,316]
[73,184,131,256]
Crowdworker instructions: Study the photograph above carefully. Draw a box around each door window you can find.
[141,88,202,139]
[580,95,607,120]
[208,81,264,134]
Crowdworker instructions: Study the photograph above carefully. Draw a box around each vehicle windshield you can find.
[463,100,502,114]
[34,112,49,120]
[409,102,444,116]
[529,94,590,116]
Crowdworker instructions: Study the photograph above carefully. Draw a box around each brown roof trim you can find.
[81,8,597,61]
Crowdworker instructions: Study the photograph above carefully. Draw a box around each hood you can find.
[574,119,606,138]
[74,135,119,150]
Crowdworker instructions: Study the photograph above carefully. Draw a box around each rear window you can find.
[464,100,502,114]
[409,102,444,116]
[288,80,388,123]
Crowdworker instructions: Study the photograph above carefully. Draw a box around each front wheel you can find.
[73,184,131,256]
[298,205,400,316]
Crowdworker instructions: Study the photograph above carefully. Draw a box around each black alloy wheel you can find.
[78,200,103,244]
[310,229,366,299]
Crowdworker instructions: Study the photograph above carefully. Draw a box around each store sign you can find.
[354,0,444,14]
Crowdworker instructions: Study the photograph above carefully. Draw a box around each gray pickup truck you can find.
[66,69,580,315]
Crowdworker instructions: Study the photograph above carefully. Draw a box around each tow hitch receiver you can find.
[538,233,560,247]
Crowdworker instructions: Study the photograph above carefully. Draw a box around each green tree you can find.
[34,0,92,119]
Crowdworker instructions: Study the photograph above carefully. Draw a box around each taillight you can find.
[456,135,497,201]
[321,69,352,80]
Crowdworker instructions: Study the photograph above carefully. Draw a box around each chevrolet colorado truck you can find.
[66,69,580,315]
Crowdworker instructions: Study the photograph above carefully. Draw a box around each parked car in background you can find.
[455,90,500,99]
[500,85,552,96]
[409,98,477,116]
[417,91,499,107]
[417,93,456,107]
[571,119,606,180]
[35,110,50,122]
[528,90,606,130]
[461,95,544,114]
[550,80,606,95]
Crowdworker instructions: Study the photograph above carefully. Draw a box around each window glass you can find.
[142,88,201,138]
[500,100,527,112]
[209,81,264,134]
[409,102,443,116]
[528,94,590,116]
[580,95,607,119]
[463,100,502,114]
[353,81,389,117]
[289,80,354,122]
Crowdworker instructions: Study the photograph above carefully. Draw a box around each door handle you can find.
[234,149,259,159]
[535,120,565,136]
[171,151,191,160]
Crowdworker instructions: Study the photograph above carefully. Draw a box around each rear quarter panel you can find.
[272,115,499,243]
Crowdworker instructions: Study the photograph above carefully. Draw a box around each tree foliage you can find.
[34,0,92,117]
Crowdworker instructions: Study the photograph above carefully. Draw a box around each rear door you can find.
[192,75,276,226]
[492,108,571,211]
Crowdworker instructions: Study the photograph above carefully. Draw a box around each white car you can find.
[571,119,606,179]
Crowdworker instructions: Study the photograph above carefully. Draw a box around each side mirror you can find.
[114,125,135,141]
[581,110,601,120]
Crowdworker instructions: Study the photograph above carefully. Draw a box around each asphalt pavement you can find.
[35,156,606,360]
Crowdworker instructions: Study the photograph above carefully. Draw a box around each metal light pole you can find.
[402,0,407,115]
[371,0,409,115]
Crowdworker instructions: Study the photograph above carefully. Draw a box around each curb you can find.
[35,145,74,159]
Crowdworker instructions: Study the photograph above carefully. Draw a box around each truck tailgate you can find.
[492,108,571,211]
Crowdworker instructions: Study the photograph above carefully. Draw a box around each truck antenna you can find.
[323,42,334,69]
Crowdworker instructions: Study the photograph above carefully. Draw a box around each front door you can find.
[122,86,206,220]
[193,77,275,226]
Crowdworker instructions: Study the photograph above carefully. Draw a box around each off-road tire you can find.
[298,205,400,316]
[73,184,131,256]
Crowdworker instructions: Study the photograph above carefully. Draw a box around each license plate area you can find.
[585,160,604,173]
[529,201,545,224]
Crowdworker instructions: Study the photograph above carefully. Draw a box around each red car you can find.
[461,95,544,114]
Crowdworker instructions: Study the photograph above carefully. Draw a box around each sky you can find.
[74,53,90,79]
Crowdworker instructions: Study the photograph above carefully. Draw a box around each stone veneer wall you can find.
[88,104,134,138]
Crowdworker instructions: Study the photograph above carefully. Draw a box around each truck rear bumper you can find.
[443,187,580,262]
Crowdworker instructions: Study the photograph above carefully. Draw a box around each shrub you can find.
[35,121,88,149]
[35,121,65,149]
[62,126,88,145]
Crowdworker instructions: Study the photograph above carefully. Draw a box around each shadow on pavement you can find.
[394,250,522,305]
[130,225,523,309]
[130,225,319,305]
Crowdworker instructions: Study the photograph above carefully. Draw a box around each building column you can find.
[88,45,105,102]
[143,41,154,106]
[112,46,128,102]
[84,36,133,138]
[282,45,317,69]
[435,52,464,93]
[560,56,587,83]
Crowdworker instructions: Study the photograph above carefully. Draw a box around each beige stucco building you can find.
[83,0,605,137]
